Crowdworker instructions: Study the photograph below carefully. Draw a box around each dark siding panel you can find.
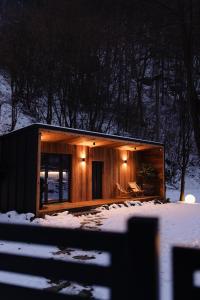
[2,138,10,212]
[0,137,6,211]
[7,136,17,211]
[15,133,26,212]
[23,128,38,213]
[0,127,38,214]
[0,137,2,210]
[14,127,38,214]
[0,137,10,212]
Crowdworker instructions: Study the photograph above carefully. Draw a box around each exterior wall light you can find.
[185,194,196,204]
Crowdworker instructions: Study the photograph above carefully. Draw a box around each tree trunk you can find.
[46,91,53,124]
[179,166,186,202]
[179,0,200,157]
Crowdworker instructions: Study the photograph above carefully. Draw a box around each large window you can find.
[40,153,71,206]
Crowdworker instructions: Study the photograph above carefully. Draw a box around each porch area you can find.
[38,195,161,216]
[37,125,165,215]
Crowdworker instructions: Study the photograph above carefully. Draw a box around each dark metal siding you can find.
[0,127,38,214]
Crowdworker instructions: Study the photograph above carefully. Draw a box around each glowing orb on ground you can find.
[185,194,196,204]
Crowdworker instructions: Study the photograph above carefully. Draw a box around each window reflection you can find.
[40,153,71,206]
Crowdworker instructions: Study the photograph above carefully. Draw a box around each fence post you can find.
[173,247,200,300]
[124,217,159,300]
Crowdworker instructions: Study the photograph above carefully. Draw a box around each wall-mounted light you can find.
[93,142,96,146]
[81,158,86,162]
[40,133,44,141]
[123,159,127,164]
[134,147,137,150]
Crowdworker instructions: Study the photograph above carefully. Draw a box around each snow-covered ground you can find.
[0,179,199,299]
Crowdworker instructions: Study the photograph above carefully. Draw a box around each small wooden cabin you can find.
[0,124,165,216]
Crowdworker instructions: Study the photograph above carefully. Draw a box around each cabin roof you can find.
[1,123,164,147]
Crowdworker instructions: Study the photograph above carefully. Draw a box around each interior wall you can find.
[41,142,137,201]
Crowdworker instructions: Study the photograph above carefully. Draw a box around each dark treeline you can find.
[0,0,200,186]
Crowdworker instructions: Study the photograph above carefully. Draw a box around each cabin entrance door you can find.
[40,153,71,206]
[92,161,103,199]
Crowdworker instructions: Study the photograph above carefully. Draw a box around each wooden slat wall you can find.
[41,142,138,202]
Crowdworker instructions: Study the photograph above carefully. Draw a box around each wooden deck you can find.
[38,196,161,216]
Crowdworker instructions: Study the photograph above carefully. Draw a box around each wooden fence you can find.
[0,217,198,300]
[0,217,158,300]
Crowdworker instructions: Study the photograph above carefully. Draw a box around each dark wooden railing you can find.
[0,217,159,300]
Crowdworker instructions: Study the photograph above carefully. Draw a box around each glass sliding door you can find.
[40,153,71,206]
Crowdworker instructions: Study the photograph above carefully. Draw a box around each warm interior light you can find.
[123,159,127,164]
[185,194,196,204]
[81,158,86,162]
[93,142,96,146]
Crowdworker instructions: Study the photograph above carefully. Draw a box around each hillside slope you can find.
[0,73,33,134]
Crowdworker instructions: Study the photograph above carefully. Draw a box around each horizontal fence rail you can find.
[0,223,124,251]
[0,283,81,300]
[0,217,159,300]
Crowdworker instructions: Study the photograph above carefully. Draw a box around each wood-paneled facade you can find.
[0,124,165,216]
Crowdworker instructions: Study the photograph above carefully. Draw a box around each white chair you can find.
[128,182,144,197]
[116,183,133,198]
